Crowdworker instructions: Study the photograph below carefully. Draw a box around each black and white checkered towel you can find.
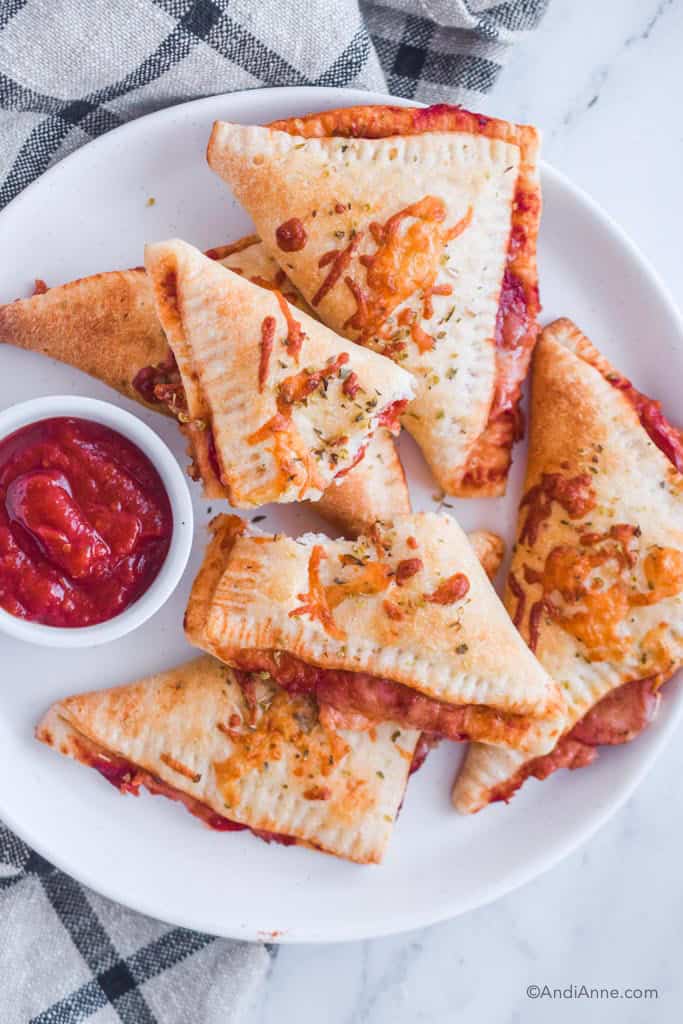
[0,1,548,1021]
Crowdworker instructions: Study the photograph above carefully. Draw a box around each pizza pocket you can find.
[0,239,280,413]
[454,318,683,812]
[144,238,413,507]
[207,103,542,497]
[0,237,411,535]
[37,656,420,864]
[185,513,563,755]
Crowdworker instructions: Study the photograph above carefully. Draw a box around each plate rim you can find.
[1,84,682,943]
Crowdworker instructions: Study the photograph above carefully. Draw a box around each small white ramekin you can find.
[0,395,193,648]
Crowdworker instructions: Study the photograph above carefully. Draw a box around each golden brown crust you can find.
[0,240,272,419]
[209,104,541,498]
[187,513,565,753]
[37,653,419,863]
[184,514,246,646]
[268,106,542,499]
[0,269,168,411]
[144,239,413,508]
[268,103,536,147]
[509,318,683,676]
[0,238,411,533]
[453,318,683,812]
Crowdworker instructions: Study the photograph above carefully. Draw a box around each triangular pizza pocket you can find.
[0,266,168,411]
[36,655,420,864]
[207,104,542,497]
[0,238,411,535]
[454,318,683,813]
[0,239,274,413]
[185,513,563,755]
[144,239,413,507]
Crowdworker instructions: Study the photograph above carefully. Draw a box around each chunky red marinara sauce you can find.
[0,417,172,627]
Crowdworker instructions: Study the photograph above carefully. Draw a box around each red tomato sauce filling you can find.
[81,745,295,846]
[460,189,540,490]
[607,375,683,473]
[0,417,172,627]
[232,652,530,745]
[409,733,438,775]
[132,350,185,413]
[77,724,422,840]
[487,272,535,425]
[488,677,661,804]
[568,341,683,472]
[206,428,222,482]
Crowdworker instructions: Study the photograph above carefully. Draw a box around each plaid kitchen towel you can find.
[0,0,550,207]
[0,1,548,1022]
[0,824,270,1023]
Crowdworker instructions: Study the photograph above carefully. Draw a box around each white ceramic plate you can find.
[0,87,681,944]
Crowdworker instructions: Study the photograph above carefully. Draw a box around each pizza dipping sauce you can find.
[0,417,173,627]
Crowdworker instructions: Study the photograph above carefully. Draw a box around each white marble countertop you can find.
[248,1,683,1020]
